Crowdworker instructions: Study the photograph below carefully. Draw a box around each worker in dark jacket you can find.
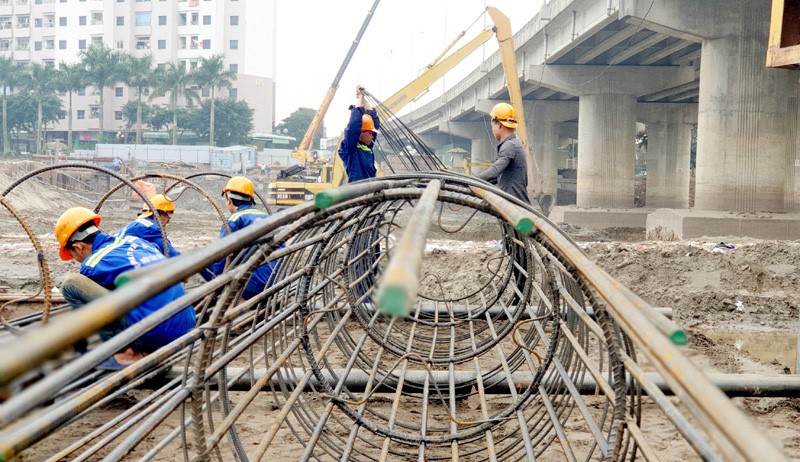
[475,102,529,204]
[200,176,279,300]
[56,207,196,370]
[115,194,180,257]
[338,85,380,183]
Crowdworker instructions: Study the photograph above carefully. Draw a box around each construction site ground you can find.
[1,161,799,459]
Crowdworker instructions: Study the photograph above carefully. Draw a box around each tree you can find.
[56,62,87,149]
[151,63,200,145]
[6,93,65,138]
[25,63,60,154]
[185,98,254,147]
[0,57,26,153]
[195,54,234,146]
[121,54,154,145]
[274,108,322,149]
[79,44,122,139]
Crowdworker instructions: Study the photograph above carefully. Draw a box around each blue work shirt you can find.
[200,204,280,297]
[80,232,196,351]
[338,105,380,183]
[114,215,180,257]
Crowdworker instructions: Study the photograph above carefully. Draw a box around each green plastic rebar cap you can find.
[315,190,341,209]
[670,329,688,346]
[114,272,133,287]
[376,285,410,318]
[516,217,534,235]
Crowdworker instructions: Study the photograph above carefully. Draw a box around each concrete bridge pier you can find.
[638,104,697,209]
[437,121,495,174]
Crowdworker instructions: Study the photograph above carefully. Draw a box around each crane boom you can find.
[294,0,380,161]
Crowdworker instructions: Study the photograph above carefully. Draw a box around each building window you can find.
[190,36,199,49]
[77,87,86,96]
[229,88,237,100]
[16,16,30,28]
[0,17,10,30]
[135,12,151,26]
[116,16,124,26]
[202,39,210,49]
[115,111,123,120]
[179,13,186,26]
[190,12,198,25]
[135,36,150,50]
[229,63,237,74]
[34,41,41,51]
[79,16,86,26]
[15,38,29,51]
[0,40,8,52]
[34,18,41,28]
[230,16,238,26]
[116,40,124,49]
[203,15,211,25]
[45,39,54,50]
[78,39,86,49]
[158,15,166,26]
[91,36,102,46]
[44,15,54,28]
[190,60,198,72]
[115,87,123,97]
[77,110,85,120]
[157,39,166,49]
[91,12,103,26]
[59,17,66,27]
[58,39,66,49]
[229,39,238,50]
[90,106,100,119]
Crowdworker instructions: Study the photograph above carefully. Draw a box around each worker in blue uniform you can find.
[55,207,196,370]
[338,84,380,183]
[115,194,180,257]
[200,176,280,300]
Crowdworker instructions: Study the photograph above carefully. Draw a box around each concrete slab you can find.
[646,209,800,240]
[549,206,652,228]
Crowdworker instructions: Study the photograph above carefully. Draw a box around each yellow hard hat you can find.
[222,176,255,200]
[140,194,176,217]
[490,103,518,129]
[55,207,101,261]
[361,114,378,133]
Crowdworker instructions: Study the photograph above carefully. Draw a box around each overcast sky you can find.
[274,0,542,138]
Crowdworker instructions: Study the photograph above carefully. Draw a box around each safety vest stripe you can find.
[85,236,136,268]
[136,217,154,227]
[356,143,371,152]
[230,209,266,221]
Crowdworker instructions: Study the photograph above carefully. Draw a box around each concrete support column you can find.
[694,5,794,212]
[437,121,495,171]
[577,93,636,208]
[531,121,561,198]
[786,81,800,212]
[644,116,692,208]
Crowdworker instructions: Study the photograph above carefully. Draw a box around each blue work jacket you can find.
[338,105,380,183]
[80,233,196,349]
[200,205,280,297]
[114,216,180,257]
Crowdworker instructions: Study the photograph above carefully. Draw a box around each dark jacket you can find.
[476,133,529,203]
[338,105,380,183]
[200,204,279,297]
[80,233,195,350]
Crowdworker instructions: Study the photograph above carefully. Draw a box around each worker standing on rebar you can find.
[115,194,180,257]
[338,84,381,183]
[55,207,196,370]
[475,103,529,204]
[200,176,280,300]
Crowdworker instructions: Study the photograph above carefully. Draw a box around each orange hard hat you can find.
[140,194,176,217]
[490,103,518,129]
[55,207,101,261]
[222,176,255,199]
[361,114,378,133]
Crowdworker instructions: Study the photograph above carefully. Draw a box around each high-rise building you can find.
[0,0,276,144]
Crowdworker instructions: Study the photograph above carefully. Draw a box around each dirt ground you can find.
[0,160,799,459]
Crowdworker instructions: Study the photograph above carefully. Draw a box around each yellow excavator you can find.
[268,7,553,212]
[767,0,800,68]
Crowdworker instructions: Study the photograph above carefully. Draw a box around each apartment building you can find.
[0,0,276,143]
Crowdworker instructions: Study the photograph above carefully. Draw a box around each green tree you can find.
[185,98,254,147]
[56,62,87,149]
[25,63,60,154]
[79,44,122,139]
[6,93,65,137]
[274,108,322,149]
[151,63,200,145]
[0,57,26,153]
[195,54,234,146]
[121,54,154,145]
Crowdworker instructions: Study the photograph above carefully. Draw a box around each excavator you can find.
[767,0,800,69]
[268,7,554,214]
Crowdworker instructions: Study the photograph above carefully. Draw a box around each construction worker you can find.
[56,207,196,370]
[338,84,380,183]
[475,102,529,204]
[200,176,280,300]
[115,194,180,257]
